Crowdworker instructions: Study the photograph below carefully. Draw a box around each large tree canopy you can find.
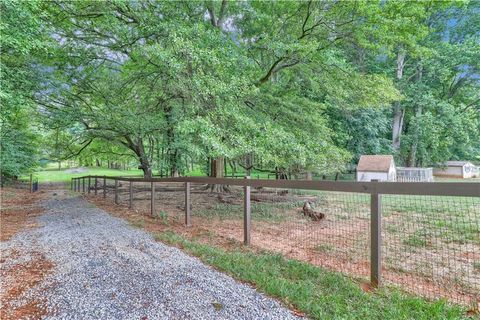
[2,0,479,179]
[1,0,49,178]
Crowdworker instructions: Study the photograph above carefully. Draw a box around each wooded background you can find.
[1,0,479,179]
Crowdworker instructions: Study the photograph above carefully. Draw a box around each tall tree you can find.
[0,0,48,178]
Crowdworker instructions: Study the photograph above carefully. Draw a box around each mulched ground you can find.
[0,187,53,319]
[0,188,47,241]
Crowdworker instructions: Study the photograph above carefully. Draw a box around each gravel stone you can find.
[1,194,302,320]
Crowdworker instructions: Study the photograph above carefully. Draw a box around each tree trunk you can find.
[210,157,224,178]
[129,137,152,178]
[139,157,152,178]
[208,156,229,193]
[228,160,236,177]
[392,49,406,151]
[406,63,424,167]
[169,149,179,177]
[275,167,288,180]
[139,155,152,178]
[392,104,405,151]
[306,171,313,180]
[224,158,227,177]
[245,153,252,176]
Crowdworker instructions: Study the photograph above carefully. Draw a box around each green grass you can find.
[28,167,144,183]
[128,217,145,229]
[153,210,170,226]
[311,192,479,246]
[30,166,278,182]
[473,262,480,273]
[153,231,469,320]
[403,232,430,248]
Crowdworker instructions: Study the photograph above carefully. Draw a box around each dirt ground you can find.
[0,187,54,319]
[84,181,479,308]
[2,182,477,317]
[0,188,47,241]
[0,250,54,320]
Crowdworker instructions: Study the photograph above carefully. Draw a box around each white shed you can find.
[356,155,396,182]
[433,161,479,179]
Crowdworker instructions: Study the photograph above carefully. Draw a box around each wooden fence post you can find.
[244,176,251,245]
[114,179,118,204]
[185,182,191,227]
[29,174,33,193]
[82,177,85,193]
[370,180,382,287]
[150,181,155,216]
[88,176,91,194]
[94,177,98,195]
[129,181,133,209]
[103,176,106,198]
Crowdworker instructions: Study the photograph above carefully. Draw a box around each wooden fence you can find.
[1,174,38,192]
[71,175,479,291]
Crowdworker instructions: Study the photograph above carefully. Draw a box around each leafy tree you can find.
[4,0,477,181]
[0,1,47,178]
[398,2,480,165]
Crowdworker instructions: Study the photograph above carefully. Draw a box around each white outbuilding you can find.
[356,155,396,182]
[433,161,479,179]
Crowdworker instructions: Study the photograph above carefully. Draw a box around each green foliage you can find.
[0,0,47,177]
[153,211,169,226]
[393,2,479,165]
[2,0,478,177]
[155,231,468,320]
[0,117,39,178]
[27,167,143,183]
[33,0,409,176]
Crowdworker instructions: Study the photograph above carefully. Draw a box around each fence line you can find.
[72,175,479,196]
[1,174,39,192]
[71,175,479,305]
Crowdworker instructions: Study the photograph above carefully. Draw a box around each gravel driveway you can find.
[1,192,301,319]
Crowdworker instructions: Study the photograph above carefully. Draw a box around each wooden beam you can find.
[71,176,480,197]
[244,176,251,245]
[185,182,191,227]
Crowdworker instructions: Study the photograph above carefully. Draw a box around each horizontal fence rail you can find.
[71,175,480,306]
[0,174,39,192]
[72,175,479,197]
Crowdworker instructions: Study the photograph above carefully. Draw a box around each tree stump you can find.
[302,201,325,221]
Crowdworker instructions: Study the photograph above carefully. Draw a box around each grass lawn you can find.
[153,231,470,320]
[30,166,272,183]
[30,167,144,183]
[31,165,479,184]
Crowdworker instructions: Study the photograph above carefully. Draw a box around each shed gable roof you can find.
[357,155,394,172]
[445,161,473,167]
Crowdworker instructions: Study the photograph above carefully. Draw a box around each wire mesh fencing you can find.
[381,195,479,305]
[72,176,479,307]
[251,190,480,306]
[248,188,371,278]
